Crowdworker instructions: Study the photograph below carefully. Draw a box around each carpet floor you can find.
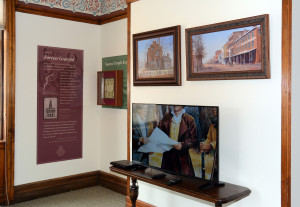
[9,186,126,207]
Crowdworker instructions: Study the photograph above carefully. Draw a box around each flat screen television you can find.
[132,103,219,182]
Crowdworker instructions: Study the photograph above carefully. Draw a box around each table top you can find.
[110,166,251,205]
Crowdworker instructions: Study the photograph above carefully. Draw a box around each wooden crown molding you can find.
[99,10,128,25]
[15,1,127,25]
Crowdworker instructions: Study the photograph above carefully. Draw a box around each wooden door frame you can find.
[3,0,16,204]
[281,0,292,206]
[126,0,132,197]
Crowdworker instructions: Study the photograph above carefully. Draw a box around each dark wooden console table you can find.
[110,166,251,207]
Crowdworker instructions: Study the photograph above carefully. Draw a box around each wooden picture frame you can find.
[186,14,270,80]
[97,70,123,107]
[133,25,181,86]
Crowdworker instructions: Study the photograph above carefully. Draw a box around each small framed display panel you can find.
[97,70,123,107]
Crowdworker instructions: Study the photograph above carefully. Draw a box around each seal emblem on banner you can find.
[56,145,66,157]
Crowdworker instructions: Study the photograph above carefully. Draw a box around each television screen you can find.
[132,103,219,182]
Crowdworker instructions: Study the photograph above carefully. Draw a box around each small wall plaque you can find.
[97,70,123,107]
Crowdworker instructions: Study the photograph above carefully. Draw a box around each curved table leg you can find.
[130,178,139,207]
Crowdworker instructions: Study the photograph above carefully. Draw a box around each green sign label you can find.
[102,55,127,109]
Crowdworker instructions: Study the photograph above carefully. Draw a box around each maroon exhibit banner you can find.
[37,46,83,164]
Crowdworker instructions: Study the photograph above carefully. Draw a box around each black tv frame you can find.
[131,103,220,184]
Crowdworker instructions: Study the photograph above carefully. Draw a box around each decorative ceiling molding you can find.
[18,0,127,17]
[15,0,128,25]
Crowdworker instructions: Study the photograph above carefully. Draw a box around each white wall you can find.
[292,0,300,206]
[98,19,128,172]
[15,13,101,185]
[131,0,282,206]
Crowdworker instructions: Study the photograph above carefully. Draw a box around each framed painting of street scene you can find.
[186,14,269,80]
[133,26,181,86]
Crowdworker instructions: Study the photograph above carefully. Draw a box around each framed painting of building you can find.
[133,25,181,86]
[186,14,270,80]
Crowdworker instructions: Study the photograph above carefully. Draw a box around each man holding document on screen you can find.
[136,105,197,177]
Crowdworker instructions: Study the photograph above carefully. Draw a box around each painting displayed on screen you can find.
[132,103,219,181]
